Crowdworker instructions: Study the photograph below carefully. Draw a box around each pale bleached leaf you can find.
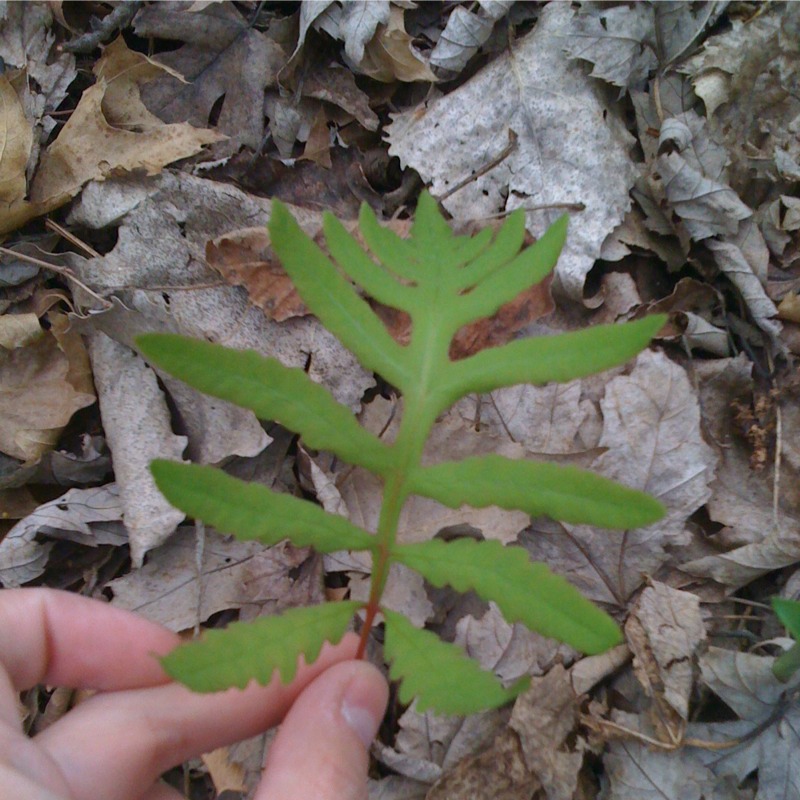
[656,151,752,241]
[388,1,636,302]
[429,7,495,74]
[374,701,505,785]
[687,649,800,800]
[562,3,657,90]
[706,235,781,339]
[604,711,717,800]
[0,485,125,587]
[339,1,390,65]
[625,581,706,722]
[522,350,716,605]
[88,331,187,566]
[69,172,373,413]
[109,532,321,631]
[455,602,572,684]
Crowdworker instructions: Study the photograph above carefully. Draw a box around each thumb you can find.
[255,660,388,800]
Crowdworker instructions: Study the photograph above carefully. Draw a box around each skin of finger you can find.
[0,760,66,800]
[0,589,179,693]
[34,636,360,800]
[255,661,388,800]
[135,780,186,800]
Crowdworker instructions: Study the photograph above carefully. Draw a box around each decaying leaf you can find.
[563,3,657,91]
[375,702,506,786]
[427,666,584,800]
[108,530,320,631]
[0,36,222,235]
[522,350,717,606]
[625,581,706,741]
[348,5,436,83]
[603,710,719,800]
[68,172,373,413]
[0,484,125,587]
[206,227,308,322]
[456,602,572,684]
[388,1,637,302]
[686,648,800,800]
[134,3,285,152]
[682,356,800,588]
[429,4,510,75]
[0,330,95,464]
[87,331,187,566]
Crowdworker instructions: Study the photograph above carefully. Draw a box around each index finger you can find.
[0,588,179,695]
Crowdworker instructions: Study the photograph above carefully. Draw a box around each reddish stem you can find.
[355,600,380,660]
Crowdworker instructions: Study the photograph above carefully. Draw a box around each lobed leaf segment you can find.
[772,597,800,683]
[137,193,666,714]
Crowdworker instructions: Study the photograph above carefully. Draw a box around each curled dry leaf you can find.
[88,331,187,566]
[625,581,706,740]
[0,484,125,588]
[0,329,95,464]
[0,37,224,235]
[206,228,308,322]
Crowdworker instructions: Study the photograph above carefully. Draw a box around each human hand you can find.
[0,588,388,800]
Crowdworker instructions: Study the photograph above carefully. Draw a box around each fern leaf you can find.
[450,215,567,327]
[453,210,526,290]
[441,316,667,406]
[162,602,361,691]
[383,609,528,714]
[394,539,622,653]
[136,333,394,476]
[151,461,375,552]
[773,598,800,641]
[269,201,410,387]
[358,202,422,281]
[323,212,415,310]
[408,454,665,529]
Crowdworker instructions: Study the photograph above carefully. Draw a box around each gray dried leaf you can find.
[388,1,637,303]
[687,648,800,800]
[626,581,706,722]
[374,702,506,785]
[0,484,125,587]
[706,234,780,340]
[523,350,716,606]
[453,379,597,455]
[656,151,752,241]
[88,331,187,566]
[562,3,657,91]
[429,6,495,74]
[69,172,373,412]
[134,4,285,152]
[338,0,391,65]
[603,710,717,800]
[455,602,573,683]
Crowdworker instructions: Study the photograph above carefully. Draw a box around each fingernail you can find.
[341,677,382,748]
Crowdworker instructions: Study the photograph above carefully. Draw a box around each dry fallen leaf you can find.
[68,172,374,413]
[0,331,95,464]
[206,227,308,322]
[87,331,187,566]
[107,530,316,631]
[0,484,125,587]
[134,3,285,152]
[522,349,717,606]
[625,581,706,742]
[388,1,637,302]
[29,37,224,205]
